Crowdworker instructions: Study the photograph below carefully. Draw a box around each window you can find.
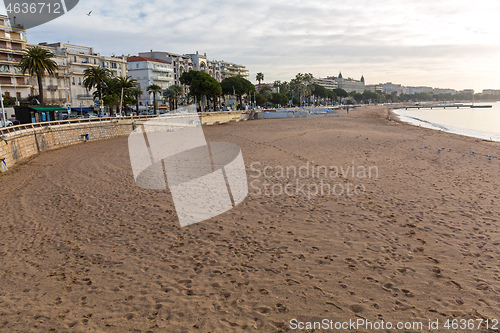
[72,77,75,85]
[78,78,82,85]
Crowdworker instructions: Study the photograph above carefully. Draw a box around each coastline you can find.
[391,105,500,143]
[1,105,499,331]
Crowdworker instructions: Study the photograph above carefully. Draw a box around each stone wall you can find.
[0,112,247,170]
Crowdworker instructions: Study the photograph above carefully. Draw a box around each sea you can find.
[394,102,500,142]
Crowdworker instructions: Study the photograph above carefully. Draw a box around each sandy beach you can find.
[0,105,499,332]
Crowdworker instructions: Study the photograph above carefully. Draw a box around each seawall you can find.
[0,112,248,170]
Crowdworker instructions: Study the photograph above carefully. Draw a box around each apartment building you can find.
[29,42,128,108]
[138,51,194,86]
[309,77,338,91]
[406,86,433,95]
[381,82,403,95]
[139,50,249,86]
[219,60,249,80]
[365,84,383,93]
[127,56,174,107]
[0,15,31,103]
[101,55,128,78]
[185,51,222,81]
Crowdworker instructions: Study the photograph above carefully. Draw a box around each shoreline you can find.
[390,105,500,143]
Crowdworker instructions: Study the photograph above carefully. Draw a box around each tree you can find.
[2,95,17,107]
[116,76,137,115]
[102,77,121,115]
[290,73,313,106]
[353,93,363,103]
[130,86,143,114]
[362,90,379,104]
[164,84,183,111]
[163,87,175,111]
[333,88,348,104]
[220,76,255,109]
[256,72,264,85]
[271,93,289,106]
[255,93,267,107]
[180,70,222,110]
[18,46,58,105]
[147,84,162,114]
[83,67,111,103]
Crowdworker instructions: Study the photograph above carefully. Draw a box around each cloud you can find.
[3,0,499,90]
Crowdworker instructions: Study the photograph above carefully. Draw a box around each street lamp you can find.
[0,84,6,127]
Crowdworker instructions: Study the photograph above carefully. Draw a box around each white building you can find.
[482,89,500,95]
[381,82,403,95]
[329,72,365,93]
[127,56,174,107]
[139,51,194,86]
[218,60,249,80]
[365,84,383,93]
[309,77,338,91]
[139,50,249,85]
[32,42,128,109]
[406,86,433,95]
[432,88,457,95]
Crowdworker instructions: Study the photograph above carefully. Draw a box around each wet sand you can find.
[0,106,499,332]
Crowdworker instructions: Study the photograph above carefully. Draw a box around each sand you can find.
[0,105,499,332]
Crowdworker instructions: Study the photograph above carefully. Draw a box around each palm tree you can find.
[116,76,137,115]
[147,84,162,114]
[83,67,111,113]
[18,46,58,105]
[117,76,136,92]
[164,84,183,111]
[163,87,175,111]
[102,77,121,116]
[130,86,143,115]
[256,72,264,85]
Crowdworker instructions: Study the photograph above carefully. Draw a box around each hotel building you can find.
[139,50,248,83]
[309,77,338,91]
[0,15,31,103]
[329,72,365,93]
[127,56,174,107]
[29,42,128,108]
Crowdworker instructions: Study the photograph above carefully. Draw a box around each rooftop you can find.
[127,56,171,64]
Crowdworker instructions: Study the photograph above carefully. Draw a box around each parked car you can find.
[1,119,13,127]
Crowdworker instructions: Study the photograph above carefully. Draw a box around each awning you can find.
[71,107,95,113]
[31,107,68,112]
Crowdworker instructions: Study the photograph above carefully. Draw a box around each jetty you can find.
[403,104,492,110]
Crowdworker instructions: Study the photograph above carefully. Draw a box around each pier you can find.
[404,104,492,110]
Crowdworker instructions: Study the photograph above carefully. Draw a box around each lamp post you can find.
[119,87,124,116]
[0,84,6,127]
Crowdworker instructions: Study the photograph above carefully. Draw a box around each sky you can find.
[3,0,500,91]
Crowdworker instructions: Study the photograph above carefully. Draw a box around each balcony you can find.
[152,67,172,73]
[47,85,58,90]
[154,76,173,81]
[77,94,93,100]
